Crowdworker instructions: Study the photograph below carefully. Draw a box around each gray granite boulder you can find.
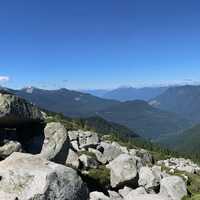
[90,192,110,200]
[138,166,161,192]
[0,152,88,200]
[0,140,22,159]
[66,148,80,169]
[125,194,169,200]
[107,154,138,188]
[40,122,69,164]
[160,176,187,200]
[79,130,99,149]
[95,142,123,164]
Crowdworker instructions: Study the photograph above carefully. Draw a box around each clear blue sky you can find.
[1,0,200,89]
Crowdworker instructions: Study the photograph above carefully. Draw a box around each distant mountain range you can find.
[149,85,200,122]
[81,89,109,98]
[103,86,168,101]
[83,86,168,101]
[12,87,119,118]
[2,86,191,140]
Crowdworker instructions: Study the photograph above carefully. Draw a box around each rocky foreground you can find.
[0,91,198,200]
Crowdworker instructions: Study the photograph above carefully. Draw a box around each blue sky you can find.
[1,0,200,89]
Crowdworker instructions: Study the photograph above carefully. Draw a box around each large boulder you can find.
[130,149,154,166]
[90,192,110,200]
[0,152,88,200]
[111,142,129,154]
[125,194,169,200]
[108,190,123,200]
[95,142,123,164]
[0,92,43,126]
[138,166,161,192]
[118,186,133,198]
[107,154,138,188]
[160,176,187,200]
[0,140,22,159]
[124,187,147,200]
[78,130,99,149]
[40,122,69,164]
[68,130,79,141]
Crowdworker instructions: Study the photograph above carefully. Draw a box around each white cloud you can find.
[0,76,9,82]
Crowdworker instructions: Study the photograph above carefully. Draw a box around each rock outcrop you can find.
[0,92,43,126]
[0,92,45,156]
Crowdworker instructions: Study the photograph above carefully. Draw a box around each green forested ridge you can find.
[98,100,192,139]
[159,123,200,158]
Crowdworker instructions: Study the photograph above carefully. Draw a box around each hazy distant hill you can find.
[102,86,168,101]
[13,87,119,117]
[80,89,109,98]
[149,85,200,122]
[98,100,192,139]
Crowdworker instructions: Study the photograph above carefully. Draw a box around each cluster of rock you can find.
[64,128,189,200]
[157,157,200,175]
[0,91,196,200]
[79,139,188,200]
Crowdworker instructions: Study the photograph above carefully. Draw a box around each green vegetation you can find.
[87,166,110,187]
[81,166,110,193]
[45,111,138,138]
[183,194,200,200]
[99,100,192,139]
[159,124,200,162]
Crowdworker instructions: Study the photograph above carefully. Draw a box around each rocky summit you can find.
[0,91,43,126]
[0,92,198,200]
